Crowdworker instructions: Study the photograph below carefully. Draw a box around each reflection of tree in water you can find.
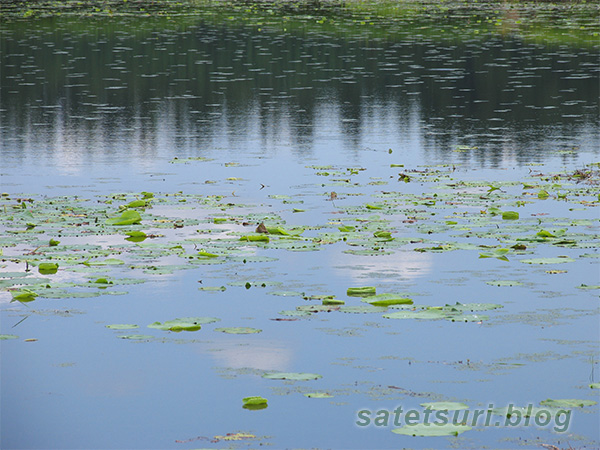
[1,20,597,164]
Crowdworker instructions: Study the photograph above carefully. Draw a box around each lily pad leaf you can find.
[148,317,219,332]
[540,399,597,408]
[214,327,262,334]
[383,310,446,320]
[304,392,334,398]
[339,305,388,314]
[392,423,472,437]
[347,286,376,297]
[520,257,575,264]
[538,189,550,199]
[446,314,489,322]
[269,290,304,297]
[590,383,600,389]
[479,248,510,261]
[486,280,524,287]
[0,335,19,340]
[322,298,345,305]
[118,334,153,340]
[446,302,503,312]
[106,210,142,226]
[239,235,269,242]
[243,396,268,409]
[38,262,59,274]
[10,289,38,303]
[105,324,139,330]
[362,294,413,307]
[262,372,322,381]
[420,402,469,411]
[502,211,519,220]
[125,199,149,208]
[489,406,559,418]
[84,258,124,266]
[124,230,147,242]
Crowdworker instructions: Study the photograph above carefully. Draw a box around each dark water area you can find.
[1,5,599,450]
[1,16,598,180]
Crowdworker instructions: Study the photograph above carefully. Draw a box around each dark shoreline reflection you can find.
[1,18,598,169]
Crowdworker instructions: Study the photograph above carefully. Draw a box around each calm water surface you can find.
[1,7,599,450]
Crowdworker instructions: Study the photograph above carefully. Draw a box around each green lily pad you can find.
[243,396,268,407]
[445,303,503,312]
[10,289,38,303]
[214,327,262,334]
[125,200,149,208]
[105,324,139,330]
[118,335,153,340]
[489,406,559,418]
[148,317,219,332]
[540,399,597,408]
[322,298,345,305]
[85,258,124,266]
[520,257,575,264]
[106,210,142,226]
[486,280,524,287]
[339,305,388,314]
[576,284,600,290]
[269,290,304,297]
[347,286,376,297]
[199,286,227,291]
[262,372,322,381]
[0,335,19,340]
[278,310,313,317]
[239,235,269,242]
[124,230,147,242]
[479,248,510,261]
[362,294,413,307]
[38,262,59,274]
[446,314,489,322]
[304,392,334,398]
[502,211,519,220]
[590,383,600,389]
[420,402,469,411]
[383,310,445,320]
[392,423,472,437]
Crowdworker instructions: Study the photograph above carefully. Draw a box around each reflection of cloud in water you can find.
[334,250,433,282]
[208,340,292,371]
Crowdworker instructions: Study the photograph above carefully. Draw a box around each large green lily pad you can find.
[106,210,142,226]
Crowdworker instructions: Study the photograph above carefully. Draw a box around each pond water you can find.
[1,2,599,449]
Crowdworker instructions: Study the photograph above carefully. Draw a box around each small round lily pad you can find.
[214,327,262,334]
[118,334,153,340]
[304,392,333,398]
[105,324,139,330]
[243,396,268,409]
[392,423,472,437]
[262,372,322,381]
[420,401,469,411]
